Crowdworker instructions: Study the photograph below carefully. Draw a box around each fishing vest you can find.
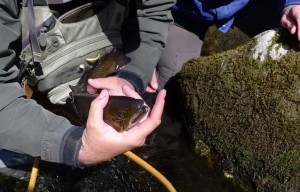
[20,0,128,104]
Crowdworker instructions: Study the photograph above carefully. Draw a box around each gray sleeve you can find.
[117,0,175,94]
[0,0,83,167]
[0,90,83,166]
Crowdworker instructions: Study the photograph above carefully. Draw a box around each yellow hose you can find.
[27,157,41,192]
[124,151,177,192]
[27,151,176,192]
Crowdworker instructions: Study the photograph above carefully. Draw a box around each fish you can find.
[70,48,148,131]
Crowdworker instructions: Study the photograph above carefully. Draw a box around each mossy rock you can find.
[179,28,300,191]
[201,26,251,56]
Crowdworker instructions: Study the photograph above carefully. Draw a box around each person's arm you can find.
[0,0,84,167]
[0,0,166,168]
[118,0,174,94]
[278,0,300,41]
[88,0,175,96]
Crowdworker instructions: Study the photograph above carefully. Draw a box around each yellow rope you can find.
[124,151,177,192]
[27,157,41,192]
[27,151,176,192]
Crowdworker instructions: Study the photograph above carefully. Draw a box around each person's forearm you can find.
[0,86,84,166]
[118,0,175,94]
[0,0,83,167]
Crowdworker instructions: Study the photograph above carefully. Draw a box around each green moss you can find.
[179,29,300,191]
[194,137,211,157]
[275,150,300,175]
[201,26,251,56]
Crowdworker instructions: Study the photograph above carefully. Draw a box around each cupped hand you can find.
[280,4,300,41]
[78,88,166,166]
[87,77,135,96]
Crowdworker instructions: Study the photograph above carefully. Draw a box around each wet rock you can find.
[179,28,300,191]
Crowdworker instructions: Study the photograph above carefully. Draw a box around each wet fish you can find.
[70,49,148,131]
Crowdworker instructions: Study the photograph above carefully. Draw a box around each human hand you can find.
[146,69,158,93]
[78,86,166,166]
[87,77,135,96]
[280,4,300,41]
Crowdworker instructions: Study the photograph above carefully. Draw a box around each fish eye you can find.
[116,113,124,120]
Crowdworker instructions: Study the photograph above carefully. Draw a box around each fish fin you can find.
[69,85,76,92]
